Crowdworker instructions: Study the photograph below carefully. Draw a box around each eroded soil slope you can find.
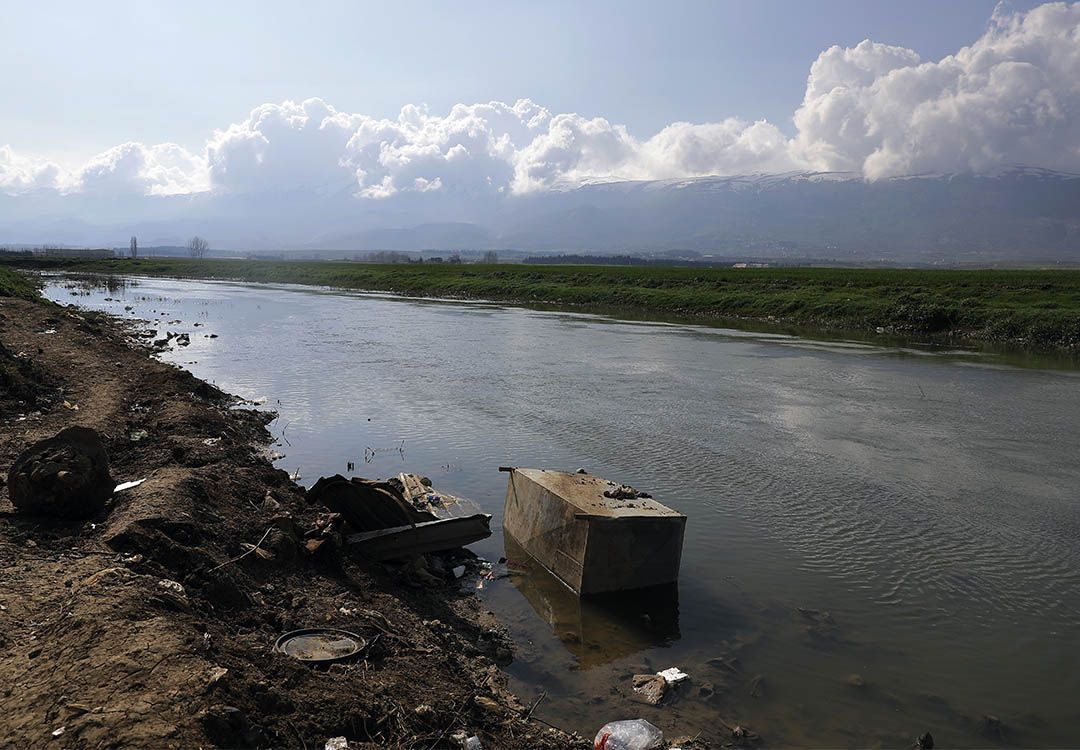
[0,293,581,749]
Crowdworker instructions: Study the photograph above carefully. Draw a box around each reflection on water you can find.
[51,272,135,296]
[42,274,1080,748]
[502,534,680,669]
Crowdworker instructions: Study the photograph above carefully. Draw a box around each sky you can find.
[1,0,1076,201]
[1,0,1044,165]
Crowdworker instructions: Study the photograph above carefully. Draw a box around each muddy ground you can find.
[0,291,587,749]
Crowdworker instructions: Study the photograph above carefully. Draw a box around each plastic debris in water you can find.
[593,719,663,750]
[657,666,689,684]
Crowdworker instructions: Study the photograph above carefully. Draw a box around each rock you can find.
[748,674,767,699]
[7,426,114,519]
[707,655,742,674]
[632,673,667,705]
[474,695,501,713]
[304,536,342,570]
[844,673,866,689]
[983,715,1005,739]
[915,731,934,749]
[731,725,762,747]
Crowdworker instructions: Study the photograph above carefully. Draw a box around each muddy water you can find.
[45,275,1080,748]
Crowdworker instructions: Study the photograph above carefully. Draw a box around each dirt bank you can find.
[0,291,584,748]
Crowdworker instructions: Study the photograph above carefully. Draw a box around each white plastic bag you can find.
[593,719,663,750]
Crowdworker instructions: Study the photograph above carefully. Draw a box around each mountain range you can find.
[3,167,1079,264]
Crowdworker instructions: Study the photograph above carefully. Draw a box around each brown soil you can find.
[0,295,584,749]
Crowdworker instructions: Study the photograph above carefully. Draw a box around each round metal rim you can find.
[274,628,367,664]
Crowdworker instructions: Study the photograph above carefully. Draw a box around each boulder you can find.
[7,426,113,519]
[631,673,667,705]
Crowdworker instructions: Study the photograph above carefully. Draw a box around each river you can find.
[44,274,1080,747]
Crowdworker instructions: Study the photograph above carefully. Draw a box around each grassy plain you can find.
[10,257,1080,349]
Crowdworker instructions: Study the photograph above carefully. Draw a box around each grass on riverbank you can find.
[0,266,41,301]
[11,257,1080,350]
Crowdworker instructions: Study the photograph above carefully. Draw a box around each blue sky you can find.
[1,0,1043,167]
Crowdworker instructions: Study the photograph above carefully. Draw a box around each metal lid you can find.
[274,628,367,663]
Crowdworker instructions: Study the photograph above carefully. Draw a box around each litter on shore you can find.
[307,472,491,561]
[500,467,685,595]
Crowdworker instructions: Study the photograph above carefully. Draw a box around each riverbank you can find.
[11,257,1080,351]
[0,271,583,748]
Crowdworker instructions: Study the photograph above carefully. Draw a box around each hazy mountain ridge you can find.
[3,168,1079,263]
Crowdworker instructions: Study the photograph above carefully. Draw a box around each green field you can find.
[0,266,42,301]
[10,257,1080,350]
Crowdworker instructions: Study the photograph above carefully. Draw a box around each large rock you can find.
[7,426,114,519]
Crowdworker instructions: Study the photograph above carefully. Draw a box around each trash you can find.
[129,430,149,442]
[346,515,492,561]
[7,426,114,519]
[453,565,467,578]
[308,474,435,531]
[325,737,349,750]
[62,400,79,411]
[657,666,689,684]
[593,719,663,750]
[309,473,491,560]
[631,674,666,705]
[158,579,186,596]
[501,468,685,595]
[916,731,934,749]
[114,478,146,493]
[602,484,652,500]
[275,628,366,664]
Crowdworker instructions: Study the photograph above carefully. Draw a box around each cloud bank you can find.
[2,1,1079,201]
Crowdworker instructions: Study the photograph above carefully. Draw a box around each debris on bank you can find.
[501,467,685,595]
[307,472,492,561]
[0,292,580,749]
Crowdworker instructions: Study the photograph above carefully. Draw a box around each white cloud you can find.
[1,1,1078,201]
[0,145,64,193]
[77,142,207,195]
[793,1,1080,178]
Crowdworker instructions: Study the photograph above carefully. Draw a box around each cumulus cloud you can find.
[0,145,64,193]
[792,1,1080,178]
[2,1,1078,200]
[77,142,207,195]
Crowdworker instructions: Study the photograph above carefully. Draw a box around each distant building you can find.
[43,247,114,260]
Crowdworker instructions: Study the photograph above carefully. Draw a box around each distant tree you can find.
[481,250,498,264]
[448,252,462,264]
[129,236,138,259]
[187,236,209,259]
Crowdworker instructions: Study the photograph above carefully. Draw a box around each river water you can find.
[44,275,1080,747]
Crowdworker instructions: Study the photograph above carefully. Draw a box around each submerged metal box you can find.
[502,468,686,595]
